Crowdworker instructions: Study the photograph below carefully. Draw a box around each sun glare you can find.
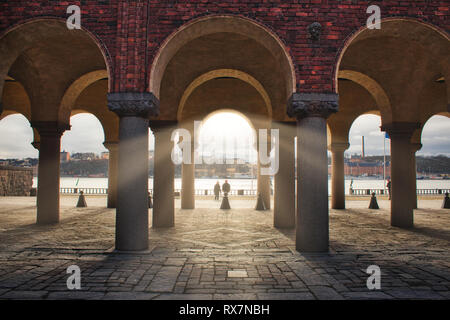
[198,111,256,162]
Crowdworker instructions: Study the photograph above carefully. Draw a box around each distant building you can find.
[344,161,391,177]
[328,155,392,177]
[71,152,97,161]
[101,151,109,160]
[60,150,70,163]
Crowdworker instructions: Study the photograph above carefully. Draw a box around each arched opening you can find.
[197,109,257,175]
[0,113,37,160]
[151,15,296,121]
[0,19,110,122]
[0,18,112,222]
[345,113,389,193]
[334,19,449,224]
[335,18,449,123]
[416,114,450,184]
[148,15,294,221]
[0,113,37,195]
[59,113,107,205]
[175,110,261,209]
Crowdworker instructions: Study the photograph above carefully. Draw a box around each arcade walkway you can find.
[0,196,448,300]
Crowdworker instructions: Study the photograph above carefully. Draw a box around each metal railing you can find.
[350,188,450,196]
[60,187,109,194]
[60,187,449,196]
[60,187,258,196]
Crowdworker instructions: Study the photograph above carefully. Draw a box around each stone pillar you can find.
[181,123,195,209]
[257,130,272,209]
[257,164,271,210]
[103,141,119,209]
[288,93,338,252]
[330,142,349,209]
[108,92,159,251]
[31,121,69,224]
[273,121,296,228]
[382,122,420,228]
[150,120,177,227]
[410,143,422,209]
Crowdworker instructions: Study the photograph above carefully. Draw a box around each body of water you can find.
[33,177,450,195]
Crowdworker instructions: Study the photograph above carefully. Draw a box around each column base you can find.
[36,217,59,225]
[391,219,414,229]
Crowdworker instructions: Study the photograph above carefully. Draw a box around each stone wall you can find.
[0,166,33,196]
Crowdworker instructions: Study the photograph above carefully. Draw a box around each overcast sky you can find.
[0,113,448,159]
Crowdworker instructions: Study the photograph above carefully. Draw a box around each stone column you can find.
[31,121,70,224]
[288,93,338,252]
[330,142,349,209]
[257,164,271,209]
[257,130,272,209]
[382,122,420,228]
[273,121,296,228]
[103,141,119,208]
[108,92,159,251]
[150,120,177,227]
[410,143,422,209]
[181,123,195,209]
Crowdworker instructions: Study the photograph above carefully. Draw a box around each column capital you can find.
[329,142,350,153]
[149,120,178,132]
[31,141,40,150]
[411,142,422,152]
[31,121,70,136]
[381,122,420,138]
[103,141,118,151]
[107,92,159,118]
[287,93,338,119]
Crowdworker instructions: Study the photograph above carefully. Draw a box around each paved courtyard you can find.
[0,196,449,300]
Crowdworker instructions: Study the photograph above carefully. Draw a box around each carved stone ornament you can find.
[308,22,322,41]
[30,121,71,136]
[107,92,160,118]
[380,122,420,138]
[287,93,338,119]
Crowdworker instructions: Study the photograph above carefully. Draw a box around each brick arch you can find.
[338,70,392,125]
[412,112,450,146]
[149,14,296,101]
[69,109,110,142]
[334,17,450,94]
[0,111,39,148]
[177,69,273,121]
[0,17,112,122]
[58,70,108,125]
[334,17,450,124]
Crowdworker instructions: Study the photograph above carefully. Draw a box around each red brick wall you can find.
[1,1,448,94]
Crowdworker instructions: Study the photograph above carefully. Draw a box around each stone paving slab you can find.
[0,197,449,300]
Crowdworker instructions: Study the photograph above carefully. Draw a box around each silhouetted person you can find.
[222,180,231,196]
[387,179,392,200]
[214,181,221,200]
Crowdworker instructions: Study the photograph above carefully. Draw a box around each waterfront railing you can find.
[349,188,450,196]
[59,187,449,196]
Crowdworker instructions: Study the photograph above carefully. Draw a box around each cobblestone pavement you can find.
[0,196,449,300]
